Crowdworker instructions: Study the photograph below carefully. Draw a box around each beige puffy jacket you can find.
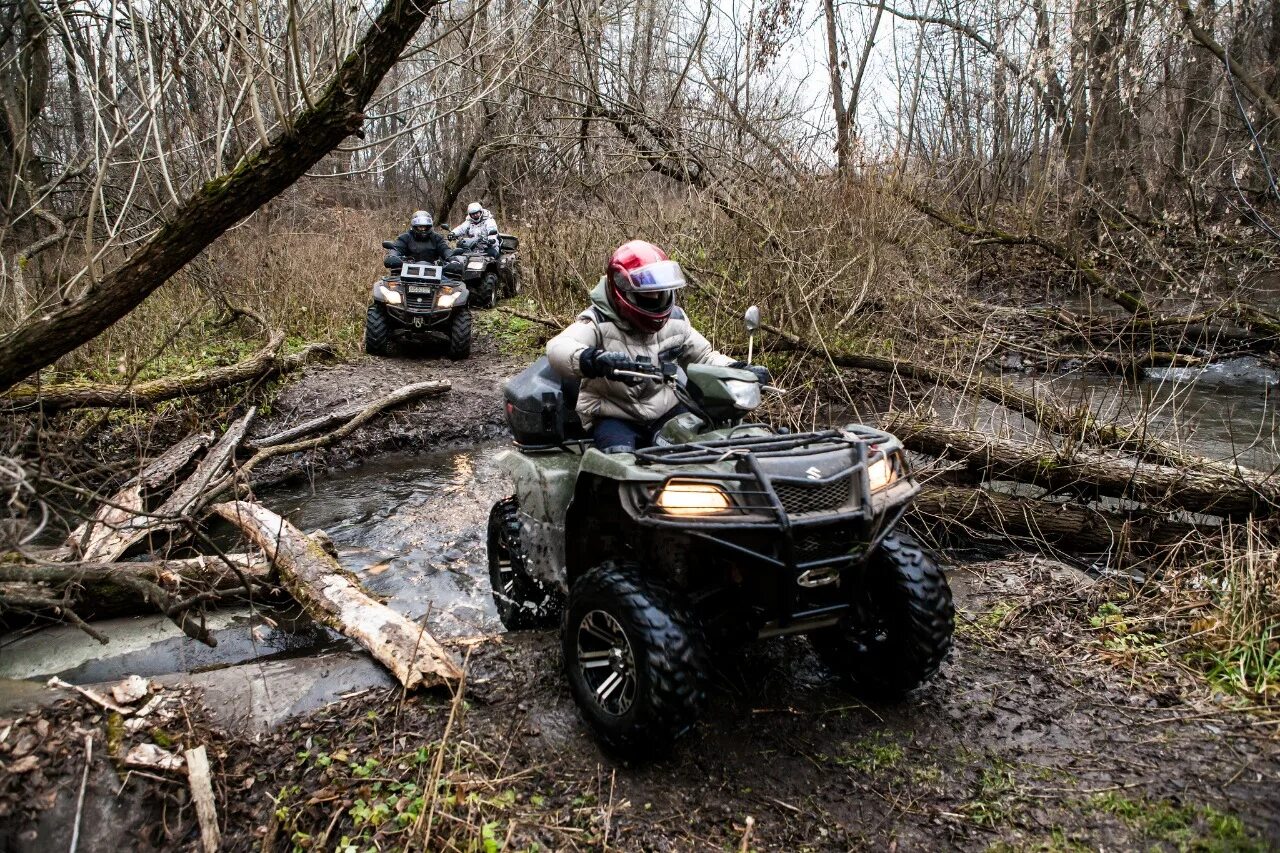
[546,280,736,427]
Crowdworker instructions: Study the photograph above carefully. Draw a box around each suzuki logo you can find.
[805,466,822,480]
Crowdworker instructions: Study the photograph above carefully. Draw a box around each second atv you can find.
[443,230,521,309]
[486,308,954,756]
[365,242,471,360]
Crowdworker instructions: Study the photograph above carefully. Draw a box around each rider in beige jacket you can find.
[546,240,766,452]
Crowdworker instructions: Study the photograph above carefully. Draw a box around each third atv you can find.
[486,307,954,756]
[443,229,521,309]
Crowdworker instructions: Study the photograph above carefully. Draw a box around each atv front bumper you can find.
[623,429,920,634]
[385,304,453,332]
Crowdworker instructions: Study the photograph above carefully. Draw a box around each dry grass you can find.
[42,199,401,385]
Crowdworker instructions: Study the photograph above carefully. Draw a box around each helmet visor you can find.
[618,260,687,292]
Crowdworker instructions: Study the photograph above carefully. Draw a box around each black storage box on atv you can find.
[502,357,587,448]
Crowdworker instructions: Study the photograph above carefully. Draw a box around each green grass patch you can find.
[1087,792,1261,851]
[832,732,906,774]
[475,301,549,356]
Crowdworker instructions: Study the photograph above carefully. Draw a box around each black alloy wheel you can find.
[562,561,707,757]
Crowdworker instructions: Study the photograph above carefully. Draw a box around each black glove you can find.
[731,361,772,384]
[384,253,405,269]
[580,348,637,380]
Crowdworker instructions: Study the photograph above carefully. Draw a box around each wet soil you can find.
[247,334,527,486]
[4,558,1277,850]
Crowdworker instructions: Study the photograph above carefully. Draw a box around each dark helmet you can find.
[410,210,432,239]
[605,240,687,335]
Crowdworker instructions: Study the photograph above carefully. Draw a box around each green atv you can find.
[487,308,954,756]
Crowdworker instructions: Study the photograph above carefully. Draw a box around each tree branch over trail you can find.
[0,0,442,394]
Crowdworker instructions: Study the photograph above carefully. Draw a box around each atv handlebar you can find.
[612,363,786,394]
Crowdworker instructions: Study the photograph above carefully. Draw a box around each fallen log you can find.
[65,431,213,558]
[762,320,1258,477]
[888,413,1280,518]
[210,500,461,689]
[2,333,335,412]
[0,552,272,618]
[76,410,256,562]
[247,403,368,448]
[495,305,565,329]
[246,378,452,449]
[910,485,1208,557]
[236,380,451,479]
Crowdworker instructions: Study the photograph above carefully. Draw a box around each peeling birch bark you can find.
[210,500,461,689]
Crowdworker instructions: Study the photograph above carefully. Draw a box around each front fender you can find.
[372,279,408,307]
[497,449,583,592]
[496,449,582,526]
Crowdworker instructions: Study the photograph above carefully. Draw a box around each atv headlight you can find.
[467,258,486,271]
[867,456,897,491]
[437,288,461,308]
[724,379,762,411]
[655,481,731,515]
[378,284,402,305]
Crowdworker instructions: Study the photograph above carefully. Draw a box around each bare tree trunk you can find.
[821,0,850,173]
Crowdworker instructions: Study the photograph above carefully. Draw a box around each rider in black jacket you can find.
[385,210,453,268]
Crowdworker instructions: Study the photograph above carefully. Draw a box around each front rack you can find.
[633,425,893,466]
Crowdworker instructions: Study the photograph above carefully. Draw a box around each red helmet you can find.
[605,240,687,334]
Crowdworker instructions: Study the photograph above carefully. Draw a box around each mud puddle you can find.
[0,443,514,723]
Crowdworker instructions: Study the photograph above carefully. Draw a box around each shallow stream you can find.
[0,445,511,698]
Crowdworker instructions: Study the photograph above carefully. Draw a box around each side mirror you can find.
[381,240,397,250]
[440,222,450,231]
[744,305,761,334]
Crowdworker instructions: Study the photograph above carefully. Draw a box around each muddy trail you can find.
[2,334,1279,851]
[247,333,529,485]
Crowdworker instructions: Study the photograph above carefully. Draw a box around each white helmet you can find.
[410,210,432,232]
[467,202,484,223]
